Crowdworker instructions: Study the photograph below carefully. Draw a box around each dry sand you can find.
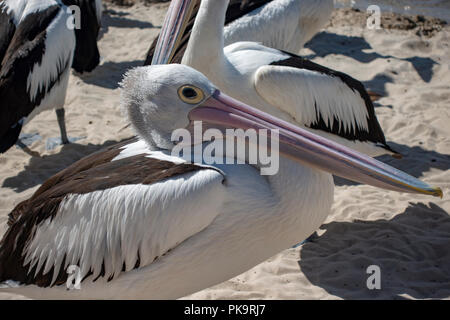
[0,3,449,299]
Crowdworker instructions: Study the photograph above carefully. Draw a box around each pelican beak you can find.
[189,90,443,198]
[151,0,197,65]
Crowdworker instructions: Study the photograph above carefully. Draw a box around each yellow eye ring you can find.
[177,85,205,104]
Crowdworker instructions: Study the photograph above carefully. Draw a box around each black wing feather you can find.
[270,51,400,156]
[0,5,19,152]
[0,138,221,287]
[61,0,101,73]
[0,3,16,68]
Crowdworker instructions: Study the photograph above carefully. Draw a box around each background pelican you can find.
[144,0,334,65]
[0,63,441,299]
[159,0,401,158]
[0,0,102,153]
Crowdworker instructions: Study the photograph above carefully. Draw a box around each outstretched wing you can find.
[143,0,272,65]
[253,50,399,156]
[0,139,226,287]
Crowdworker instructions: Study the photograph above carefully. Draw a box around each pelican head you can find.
[120,63,442,198]
[120,64,215,149]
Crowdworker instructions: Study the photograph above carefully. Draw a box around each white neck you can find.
[182,0,228,69]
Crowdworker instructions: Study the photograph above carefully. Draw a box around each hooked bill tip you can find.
[434,187,444,199]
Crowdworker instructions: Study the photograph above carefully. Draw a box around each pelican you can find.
[156,0,400,158]
[0,0,102,153]
[0,62,442,299]
[144,0,334,65]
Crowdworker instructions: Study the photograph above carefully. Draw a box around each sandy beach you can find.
[0,2,449,299]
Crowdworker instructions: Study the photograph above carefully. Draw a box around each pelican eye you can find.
[178,85,205,104]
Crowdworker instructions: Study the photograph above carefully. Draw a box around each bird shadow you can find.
[100,9,156,34]
[77,7,156,89]
[2,139,126,193]
[405,56,436,83]
[334,142,450,187]
[75,60,144,89]
[304,32,437,83]
[299,202,450,299]
[362,73,394,103]
[304,32,375,63]
[96,8,158,42]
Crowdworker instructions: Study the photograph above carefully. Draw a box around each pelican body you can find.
[224,0,333,53]
[144,0,333,65]
[160,0,400,158]
[0,64,441,299]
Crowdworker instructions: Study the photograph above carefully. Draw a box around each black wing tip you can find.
[391,152,403,160]
[71,51,100,74]
[380,143,403,159]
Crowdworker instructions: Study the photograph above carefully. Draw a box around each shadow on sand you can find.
[2,139,131,193]
[79,6,158,89]
[99,9,156,36]
[76,60,144,89]
[305,32,438,83]
[334,142,450,187]
[299,202,450,299]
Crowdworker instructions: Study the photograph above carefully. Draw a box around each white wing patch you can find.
[225,42,290,69]
[113,139,185,164]
[26,8,75,106]
[254,65,370,134]
[1,0,26,25]
[23,169,226,285]
[3,0,60,24]
[113,140,227,176]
